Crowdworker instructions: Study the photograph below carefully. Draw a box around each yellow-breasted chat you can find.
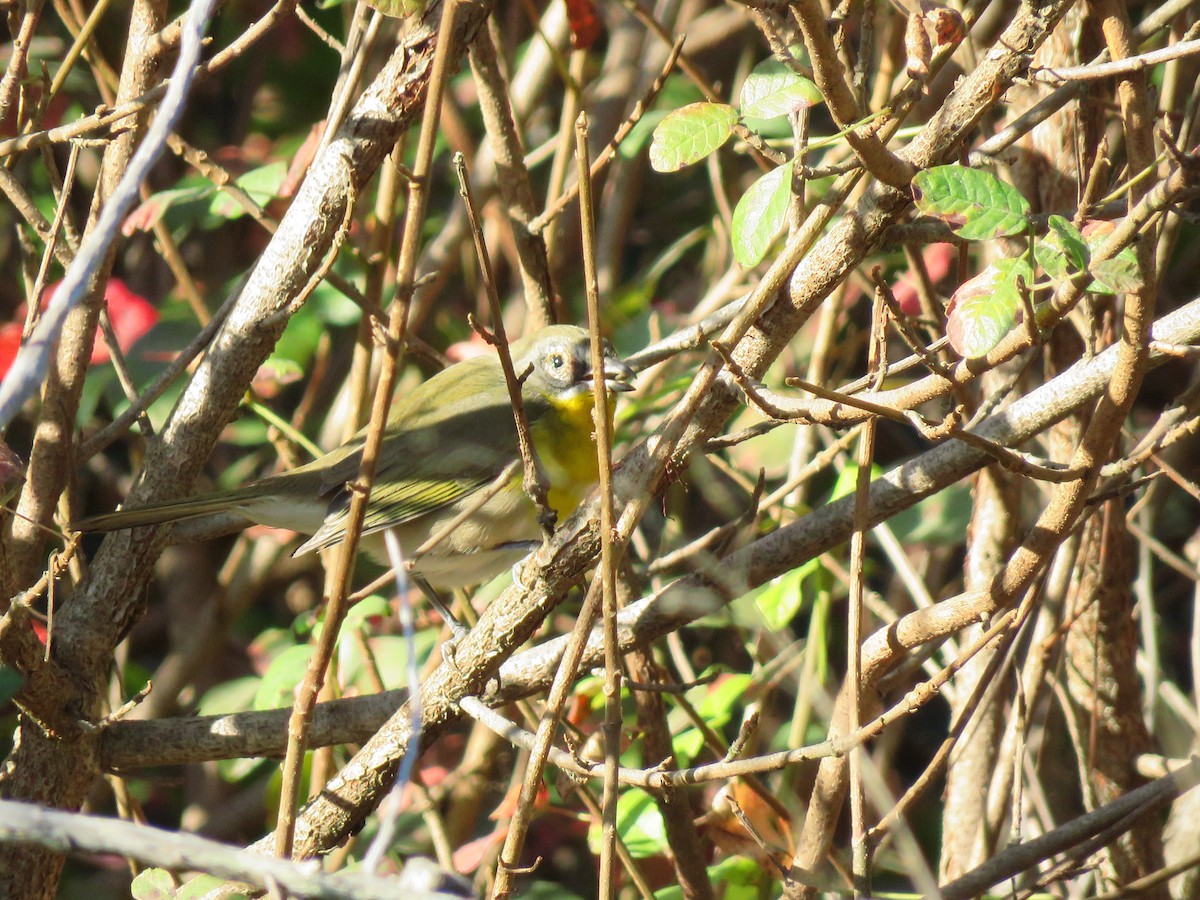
[74,325,635,595]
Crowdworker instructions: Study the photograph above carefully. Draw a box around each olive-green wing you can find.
[284,354,526,555]
[292,474,495,555]
[280,362,519,500]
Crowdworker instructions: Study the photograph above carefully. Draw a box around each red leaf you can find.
[921,2,967,45]
[0,322,22,382]
[1080,219,1115,240]
[893,243,956,316]
[250,358,303,399]
[945,264,1003,318]
[419,764,450,787]
[4,279,160,377]
[490,778,548,820]
[565,691,593,727]
[98,279,159,363]
[445,335,493,363]
[29,617,48,646]
[452,830,504,874]
[699,782,795,866]
[122,195,170,235]
[565,0,602,49]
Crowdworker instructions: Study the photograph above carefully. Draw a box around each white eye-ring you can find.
[549,353,566,369]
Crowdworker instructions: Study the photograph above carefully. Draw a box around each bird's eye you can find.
[549,353,565,369]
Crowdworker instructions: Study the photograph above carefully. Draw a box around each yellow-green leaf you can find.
[912,165,1031,240]
[649,102,738,172]
[732,161,793,267]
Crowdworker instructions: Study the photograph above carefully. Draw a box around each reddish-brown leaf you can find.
[565,0,602,49]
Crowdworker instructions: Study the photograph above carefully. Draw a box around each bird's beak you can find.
[591,356,635,393]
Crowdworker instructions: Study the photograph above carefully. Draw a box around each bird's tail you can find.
[71,487,261,533]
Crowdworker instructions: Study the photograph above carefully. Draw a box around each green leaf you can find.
[344,594,392,626]
[889,481,973,545]
[589,789,668,858]
[752,567,804,631]
[1035,242,1069,281]
[806,586,831,684]
[912,165,1032,240]
[649,102,738,172]
[672,674,752,762]
[739,58,822,119]
[197,676,260,716]
[0,664,22,707]
[945,257,1032,358]
[311,278,362,326]
[656,857,766,899]
[253,644,313,710]
[694,673,754,720]
[132,870,253,900]
[751,556,829,631]
[829,461,882,502]
[1035,215,1089,282]
[620,76,704,159]
[732,161,793,267]
[124,185,214,233]
[177,874,253,899]
[209,161,287,221]
[522,885,587,900]
[1079,220,1143,294]
[130,868,176,899]
[710,856,767,899]
[1047,215,1088,269]
[342,632,437,691]
[1090,253,1142,293]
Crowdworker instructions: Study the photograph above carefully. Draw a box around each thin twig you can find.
[867,585,1039,845]
[26,142,82,333]
[617,0,783,168]
[493,581,605,895]
[790,0,915,187]
[467,29,555,327]
[572,784,658,900]
[0,0,45,124]
[1031,33,1200,82]
[528,38,684,235]
[457,696,650,785]
[272,0,460,861]
[576,111,622,900]
[846,285,883,896]
[939,759,1200,900]
[454,153,555,534]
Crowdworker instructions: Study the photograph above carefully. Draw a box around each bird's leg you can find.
[504,540,542,592]
[510,560,531,593]
[413,574,470,643]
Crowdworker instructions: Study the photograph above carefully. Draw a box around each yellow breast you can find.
[531,392,613,519]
